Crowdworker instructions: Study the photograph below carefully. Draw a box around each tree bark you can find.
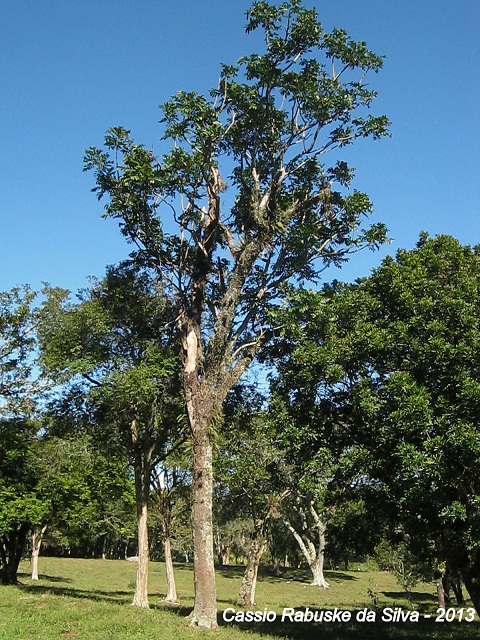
[237,522,267,608]
[183,322,218,629]
[309,548,329,588]
[222,545,231,566]
[31,525,47,581]
[283,503,330,589]
[436,581,446,609]
[190,425,217,627]
[131,445,150,608]
[164,536,177,603]
[450,578,464,605]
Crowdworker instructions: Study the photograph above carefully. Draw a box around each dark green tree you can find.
[274,234,480,613]
[31,433,136,569]
[84,0,389,626]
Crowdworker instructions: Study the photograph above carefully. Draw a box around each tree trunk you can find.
[190,427,217,627]
[131,447,150,608]
[222,545,231,566]
[436,581,446,609]
[310,549,329,588]
[183,324,218,629]
[164,536,177,603]
[283,503,330,589]
[1,526,29,585]
[443,566,464,605]
[31,525,47,581]
[451,578,464,605]
[237,524,267,608]
[462,568,480,617]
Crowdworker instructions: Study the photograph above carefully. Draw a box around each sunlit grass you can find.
[0,557,477,639]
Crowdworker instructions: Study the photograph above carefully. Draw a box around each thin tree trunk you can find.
[223,545,231,566]
[443,566,464,605]
[451,578,464,605]
[436,580,446,609]
[31,525,47,581]
[164,536,177,603]
[237,523,267,608]
[131,446,150,608]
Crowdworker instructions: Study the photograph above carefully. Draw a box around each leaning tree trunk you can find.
[450,578,464,605]
[164,536,177,603]
[237,521,267,608]
[31,525,47,581]
[131,444,151,608]
[283,503,330,589]
[443,566,464,605]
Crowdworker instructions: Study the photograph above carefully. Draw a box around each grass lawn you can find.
[0,557,478,639]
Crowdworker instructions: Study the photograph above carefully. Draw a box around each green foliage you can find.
[0,419,44,535]
[375,539,433,600]
[84,0,389,385]
[39,263,183,464]
[0,286,43,417]
[35,436,136,553]
[270,234,480,600]
[218,388,281,520]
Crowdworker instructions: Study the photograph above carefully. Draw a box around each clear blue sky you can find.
[1,0,479,294]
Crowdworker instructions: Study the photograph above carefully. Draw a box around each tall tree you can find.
[39,264,182,608]
[84,0,389,627]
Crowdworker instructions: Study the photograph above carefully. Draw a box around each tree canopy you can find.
[270,234,480,613]
[84,0,389,627]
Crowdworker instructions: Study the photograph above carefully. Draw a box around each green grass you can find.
[0,557,478,639]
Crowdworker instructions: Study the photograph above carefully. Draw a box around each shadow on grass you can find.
[215,608,479,640]
[148,604,480,640]
[218,565,357,585]
[16,579,479,639]
[381,591,436,603]
[380,590,440,616]
[17,572,72,584]
[17,583,132,605]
